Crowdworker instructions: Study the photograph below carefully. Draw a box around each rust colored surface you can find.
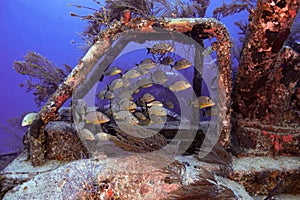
[232,0,300,156]
[235,120,300,156]
[228,156,300,195]
[234,0,299,117]
[230,169,300,195]
[44,121,89,161]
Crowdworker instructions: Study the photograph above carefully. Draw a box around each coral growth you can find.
[13,51,72,106]
[106,0,152,18]
[166,167,237,199]
[70,0,211,44]
[213,0,256,20]
[151,0,210,18]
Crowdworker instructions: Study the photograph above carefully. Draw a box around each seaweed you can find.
[213,0,256,20]
[13,51,72,106]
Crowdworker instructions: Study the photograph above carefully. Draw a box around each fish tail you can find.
[146,48,151,54]
[99,75,104,82]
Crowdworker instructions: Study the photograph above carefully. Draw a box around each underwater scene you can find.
[0,0,299,199]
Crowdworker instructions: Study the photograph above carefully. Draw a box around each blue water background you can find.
[0,0,247,153]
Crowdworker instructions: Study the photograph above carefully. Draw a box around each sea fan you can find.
[165,167,237,199]
[71,0,211,44]
[152,0,210,18]
[13,51,72,106]
[105,0,153,18]
[213,0,256,20]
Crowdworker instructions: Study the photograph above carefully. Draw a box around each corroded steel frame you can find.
[28,17,232,166]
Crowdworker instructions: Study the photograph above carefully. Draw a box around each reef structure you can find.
[27,16,232,166]
[232,0,300,156]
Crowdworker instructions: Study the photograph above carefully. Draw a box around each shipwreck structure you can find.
[27,17,233,166]
[12,0,299,198]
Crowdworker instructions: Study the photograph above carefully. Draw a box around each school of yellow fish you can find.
[22,43,216,144]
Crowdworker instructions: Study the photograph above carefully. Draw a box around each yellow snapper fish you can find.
[94,132,111,141]
[141,92,155,103]
[104,66,122,76]
[109,78,124,91]
[113,110,132,120]
[139,62,157,69]
[147,100,163,107]
[164,101,174,109]
[136,78,153,88]
[148,106,167,116]
[137,61,157,71]
[22,112,38,126]
[198,96,216,109]
[118,88,133,100]
[137,67,150,75]
[149,115,166,124]
[173,59,192,70]
[147,43,174,55]
[119,99,137,111]
[189,96,216,109]
[161,56,174,65]
[151,69,168,84]
[85,111,110,125]
[169,80,192,92]
[122,78,131,88]
[123,69,142,79]
[124,115,139,126]
[97,89,107,100]
[140,58,156,65]
[104,90,115,100]
[79,129,95,140]
[133,111,148,121]
[133,88,140,94]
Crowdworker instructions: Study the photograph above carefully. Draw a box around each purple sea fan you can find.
[13,51,72,106]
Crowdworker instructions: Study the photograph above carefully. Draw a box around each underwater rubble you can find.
[1,153,254,200]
